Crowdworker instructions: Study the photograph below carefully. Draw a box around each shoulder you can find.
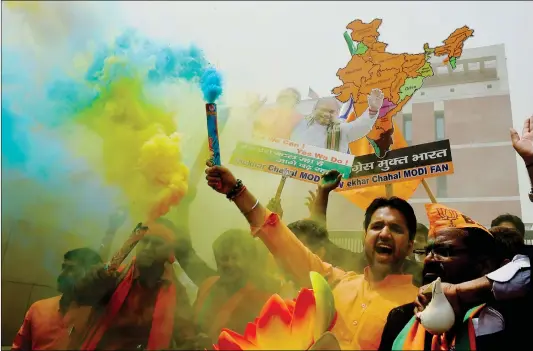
[27,296,61,317]
[385,302,416,328]
[30,296,61,310]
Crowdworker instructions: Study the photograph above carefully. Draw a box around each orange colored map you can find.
[333,18,473,158]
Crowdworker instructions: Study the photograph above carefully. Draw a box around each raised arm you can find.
[339,88,384,142]
[204,162,348,288]
[174,243,217,288]
[510,115,533,200]
[308,170,343,227]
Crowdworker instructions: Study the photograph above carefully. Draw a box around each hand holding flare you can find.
[214,272,339,350]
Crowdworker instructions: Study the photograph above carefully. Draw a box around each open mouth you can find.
[375,245,393,255]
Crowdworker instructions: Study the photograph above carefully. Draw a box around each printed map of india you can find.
[333,18,473,158]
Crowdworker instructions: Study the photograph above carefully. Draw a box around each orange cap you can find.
[424,203,492,238]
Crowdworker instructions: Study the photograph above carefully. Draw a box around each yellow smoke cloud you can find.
[74,59,189,222]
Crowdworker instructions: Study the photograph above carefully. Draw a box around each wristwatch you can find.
[529,188,533,203]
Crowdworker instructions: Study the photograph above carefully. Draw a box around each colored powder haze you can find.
[1,2,224,278]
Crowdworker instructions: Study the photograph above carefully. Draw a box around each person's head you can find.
[422,226,498,285]
[213,229,256,284]
[491,214,525,240]
[363,197,417,278]
[58,248,102,294]
[411,223,429,262]
[276,88,301,108]
[136,218,177,269]
[490,226,524,266]
[288,220,330,260]
[422,204,500,285]
[312,97,340,126]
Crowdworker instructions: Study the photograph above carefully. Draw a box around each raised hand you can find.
[205,160,238,195]
[367,88,385,114]
[318,170,342,193]
[510,115,533,165]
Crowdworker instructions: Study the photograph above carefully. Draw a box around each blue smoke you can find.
[200,67,223,103]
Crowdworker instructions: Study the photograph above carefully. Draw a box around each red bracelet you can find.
[230,185,247,201]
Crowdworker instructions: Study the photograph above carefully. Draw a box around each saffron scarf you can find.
[80,260,177,350]
[393,304,485,351]
[326,123,341,151]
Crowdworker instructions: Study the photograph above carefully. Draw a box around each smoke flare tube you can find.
[206,103,221,166]
[105,223,147,272]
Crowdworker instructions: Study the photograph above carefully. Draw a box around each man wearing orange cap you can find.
[72,220,202,351]
[379,204,529,351]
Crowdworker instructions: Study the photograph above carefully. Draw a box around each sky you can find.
[117,0,533,222]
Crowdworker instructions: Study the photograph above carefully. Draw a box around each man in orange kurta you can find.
[204,163,419,350]
[173,227,275,343]
[12,248,102,350]
[72,221,201,350]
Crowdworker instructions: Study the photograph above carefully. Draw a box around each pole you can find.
[421,179,437,203]
[385,184,393,198]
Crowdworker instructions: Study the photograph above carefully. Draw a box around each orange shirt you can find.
[12,296,92,350]
[253,211,418,350]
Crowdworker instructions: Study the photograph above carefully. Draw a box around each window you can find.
[402,113,413,146]
[435,111,445,140]
[437,176,448,198]
[484,60,497,69]
[468,62,480,71]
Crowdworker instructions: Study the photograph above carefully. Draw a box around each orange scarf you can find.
[80,260,177,350]
[393,304,485,350]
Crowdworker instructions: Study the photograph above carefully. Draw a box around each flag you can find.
[339,118,422,210]
[308,87,320,100]
[338,96,354,120]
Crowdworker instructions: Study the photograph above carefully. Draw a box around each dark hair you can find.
[287,220,329,250]
[212,229,256,258]
[64,248,102,269]
[364,197,417,240]
[491,214,525,237]
[462,228,498,261]
[490,226,524,262]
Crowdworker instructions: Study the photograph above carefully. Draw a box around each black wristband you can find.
[226,179,243,200]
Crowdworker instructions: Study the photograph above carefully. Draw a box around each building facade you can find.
[395,44,529,231]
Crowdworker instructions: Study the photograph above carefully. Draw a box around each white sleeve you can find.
[338,109,378,143]
[486,255,531,301]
